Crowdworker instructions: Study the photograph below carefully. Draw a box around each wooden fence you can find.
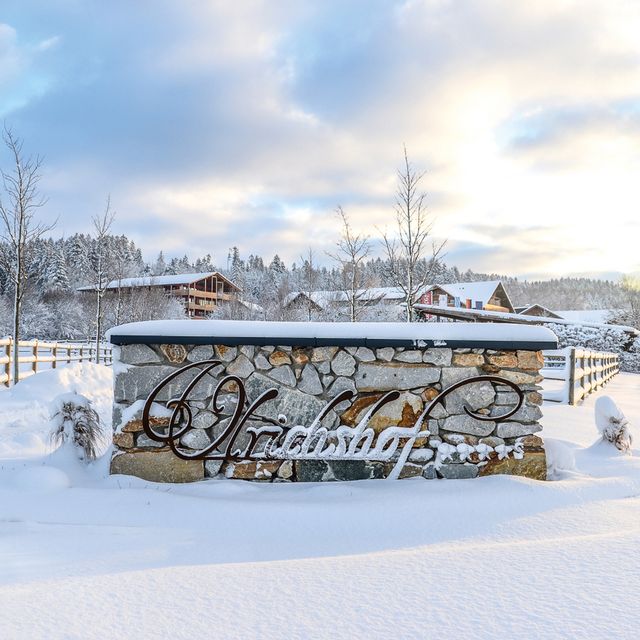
[0,338,113,387]
[541,347,619,405]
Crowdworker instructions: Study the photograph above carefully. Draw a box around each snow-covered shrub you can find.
[50,392,105,461]
[548,323,640,373]
[594,396,633,454]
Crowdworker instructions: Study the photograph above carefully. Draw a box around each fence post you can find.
[52,344,57,369]
[568,347,577,405]
[4,339,10,388]
[67,346,71,364]
[79,345,84,363]
[32,340,38,376]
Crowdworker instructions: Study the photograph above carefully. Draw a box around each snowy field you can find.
[1,364,639,639]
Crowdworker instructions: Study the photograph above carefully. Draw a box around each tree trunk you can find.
[95,293,102,364]
[11,285,20,385]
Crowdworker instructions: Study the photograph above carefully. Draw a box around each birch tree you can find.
[91,197,115,363]
[328,206,371,321]
[0,127,54,384]
[381,147,445,322]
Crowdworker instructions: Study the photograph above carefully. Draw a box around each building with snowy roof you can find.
[78,272,240,319]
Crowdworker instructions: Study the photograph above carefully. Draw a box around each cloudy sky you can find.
[1,0,638,279]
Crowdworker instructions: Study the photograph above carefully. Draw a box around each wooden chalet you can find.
[417,281,515,314]
[514,304,563,319]
[78,272,240,319]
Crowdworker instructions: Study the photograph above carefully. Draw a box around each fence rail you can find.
[0,338,113,387]
[541,347,619,405]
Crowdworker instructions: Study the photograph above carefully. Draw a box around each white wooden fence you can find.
[0,338,113,387]
[541,347,619,405]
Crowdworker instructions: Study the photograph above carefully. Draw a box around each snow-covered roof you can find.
[427,280,511,307]
[554,310,618,324]
[284,287,407,309]
[77,272,239,291]
[414,303,639,335]
[108,319,558,349]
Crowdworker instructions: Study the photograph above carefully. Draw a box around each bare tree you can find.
[91,197,115,363]
[328,206,371,322]
[0,127,54,384]
[381,146,445,322]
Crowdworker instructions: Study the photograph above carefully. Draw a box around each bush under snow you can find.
[595,396,633,454]
[50,392,106,461]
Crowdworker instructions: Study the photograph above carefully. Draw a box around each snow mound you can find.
[10,465,71,491]
[0,363,113,458]
[545,438,577,478]
[595,396,633,454]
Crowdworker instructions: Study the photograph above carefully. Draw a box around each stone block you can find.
[355,363,440,392]
[255,353,272,370]
[226,354,255,378]
[452,353,484,367]
[438,464,479,479]
[422,349,452,366]
[204,460,223,477]
[118,344,162,365]
[495,421,543,439]
[441,414,495,437]
[517,350,544,371]
[160,344,187,364]
[188,345,214,361]
[394,350,423,363]
[110,450,204,483]
[331,350,356,376]
[311,347,338,362]
[269,350,292,366]
[268,365,297,387]
[224,460,282,480]
[298,364,323,395]
[376,347,395,362]
[355,347,376,362]
[479,450,546,480]
[214,345,237,362]
[487,353,518,368]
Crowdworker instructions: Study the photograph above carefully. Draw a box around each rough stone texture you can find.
[269,350,291,366]
[226,354,255,378]
[115,365,180,403]
[180,429,212,450]
[225,460,282,480]
[355,347,376,362]
[327,376,356,399]
[311,347,338,362]
[452,353,484,367]
[291,349,310,365]
[295,460,384,482]
[495,421,543,438]
[444,380,495,414]
[268,365,297,387]
[479,450,546,480]
[245,373,328,427]
[376,347,395,362]
[298,364,323,395]
[160,344,187,364]
[491,404,542,424]
[422,348,452,366]
[255,353,272,370]
[119,344,162,365]
[204,460,223,477]
[111,341,548,483]
[356,363,440,391]
[438,464,479,479]
[239,345,255,359]
[113,432,134,448]
[394,350,422,363]
[188,345,214,361]
[487,353,518,368]
[441,414,496,437]
[331,351,356,376]
[111,451,204,482]
[517,350,544,370]
[214,345,237,362]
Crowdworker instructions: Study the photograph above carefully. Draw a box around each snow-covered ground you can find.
[1,365,639,639]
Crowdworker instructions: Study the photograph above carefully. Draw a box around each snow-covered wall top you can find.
[107,320,558,350]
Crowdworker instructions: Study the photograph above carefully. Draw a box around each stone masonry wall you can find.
[110,342,547,483]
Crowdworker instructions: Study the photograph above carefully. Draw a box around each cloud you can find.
[1,0,639,278]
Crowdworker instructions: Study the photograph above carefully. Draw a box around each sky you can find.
[0,0,639,280]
